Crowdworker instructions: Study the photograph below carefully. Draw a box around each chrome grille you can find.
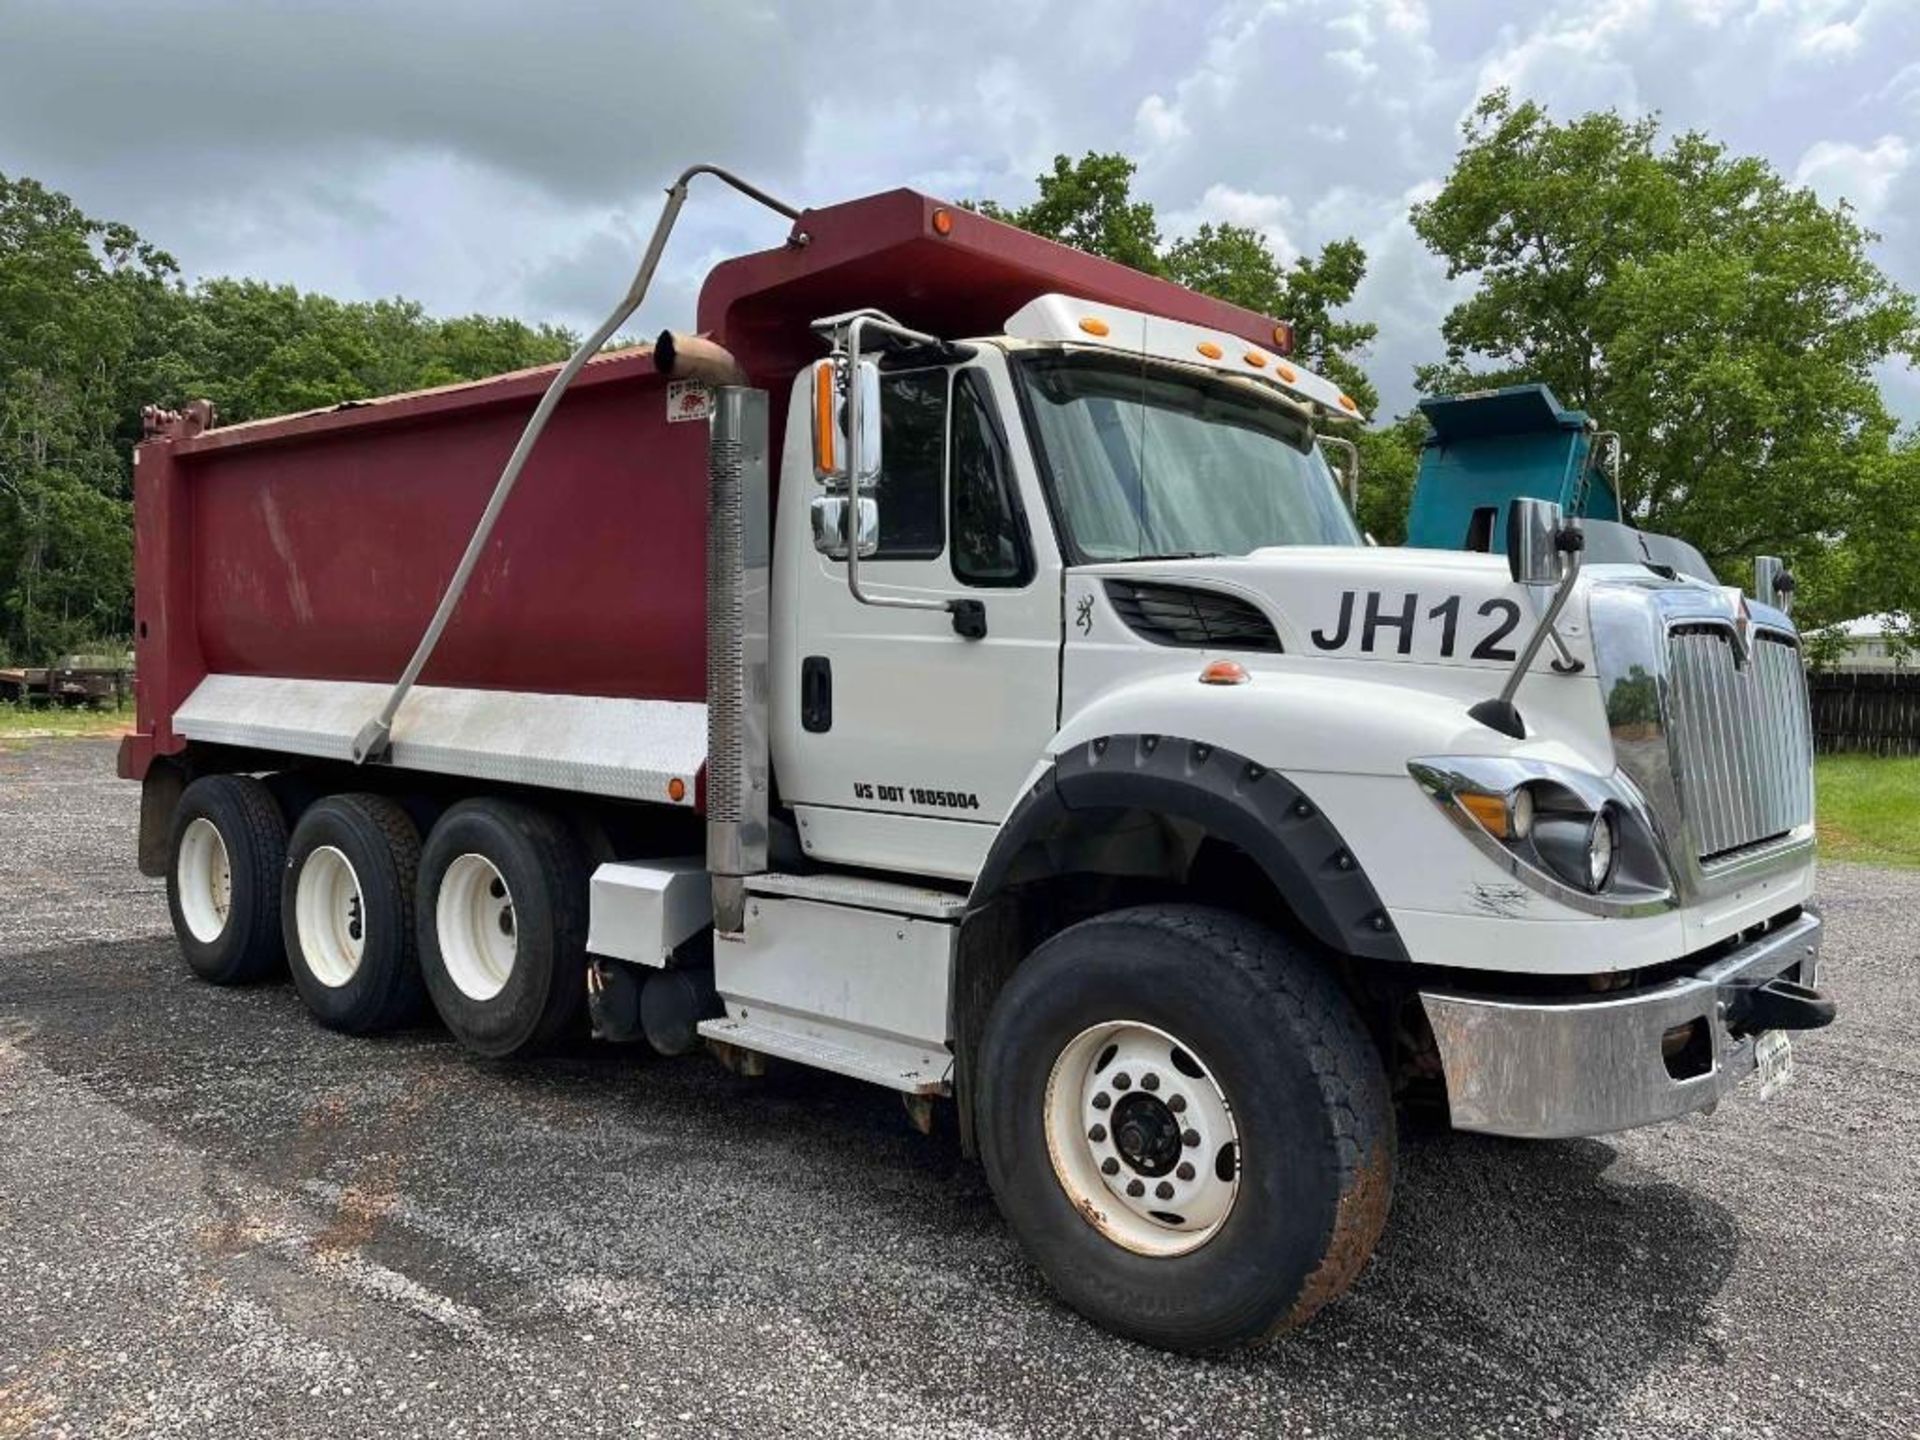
[1665,626,1814,862]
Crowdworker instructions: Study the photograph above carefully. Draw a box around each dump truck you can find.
[119,166,1831,1352]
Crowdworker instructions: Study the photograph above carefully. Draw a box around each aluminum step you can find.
[744,871,967,921]
[697,1016,951,1095]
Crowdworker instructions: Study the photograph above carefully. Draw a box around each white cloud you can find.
[1134,94,1189,149]
[1794,134,1913,219]
[0,0,1914,428]
[1163,185,1302,265]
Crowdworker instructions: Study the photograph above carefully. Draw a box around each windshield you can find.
[1014,352,1362,561]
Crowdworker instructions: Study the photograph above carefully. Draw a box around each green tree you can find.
[975,152,1165,277]
[977,152,1383,414]
[0,174,176,660]
[1411,92,1919,623]
[0,172,576,663]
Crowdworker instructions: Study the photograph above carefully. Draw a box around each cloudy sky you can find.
[2,0,1916,422]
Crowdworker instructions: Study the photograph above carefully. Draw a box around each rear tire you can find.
[416,799,588,1058]
[166,775,289,985]
[974,904,1394,1352]
[282,794,426,1034]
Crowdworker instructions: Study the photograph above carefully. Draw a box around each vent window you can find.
[1103,581,1281,651]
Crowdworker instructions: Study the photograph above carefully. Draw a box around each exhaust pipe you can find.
[656,331,748,389]
[705,386,771,933]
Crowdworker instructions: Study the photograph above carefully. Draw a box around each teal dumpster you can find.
[1405,384,1620,552]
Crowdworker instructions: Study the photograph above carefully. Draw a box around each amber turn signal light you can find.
[1198,660,1250,686]
[1458,791,1512,838]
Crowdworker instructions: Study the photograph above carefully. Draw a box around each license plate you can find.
[1756,1030,1795,1101]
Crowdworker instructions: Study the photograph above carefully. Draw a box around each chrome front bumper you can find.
[1420,910,1824,1139]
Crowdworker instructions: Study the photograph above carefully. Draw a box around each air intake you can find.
[1104,581,1281,652]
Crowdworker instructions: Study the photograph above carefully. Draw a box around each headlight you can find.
[1510,785,1535,840]
[1408,757,1673,917]
[1531,807,1616,893]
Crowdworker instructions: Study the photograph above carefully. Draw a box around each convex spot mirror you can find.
[1506,497,1567,588]
[810,494,878,559]
[810,357,883,490]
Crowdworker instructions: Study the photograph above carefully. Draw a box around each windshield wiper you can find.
[1118,550,1223,562]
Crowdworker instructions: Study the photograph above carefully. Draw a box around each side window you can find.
[871,369,947,560]
[950,370,1030,586]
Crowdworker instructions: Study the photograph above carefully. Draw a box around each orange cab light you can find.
[1458,791,1511,838]
[1271,322,1296,355]
[931,206,954,236]
[813,361,836,473]
[1198,660,1250,686]
[1079,315,1111,337]
[1276,362,1298,382]
[1338,393,1358,412]
[1244,351,1268,368]
[1196,340,1224,360]
[668,777,688,803]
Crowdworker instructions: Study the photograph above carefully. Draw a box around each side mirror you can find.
[810,494,877,559]
[1506,497,1566,587]
[811,357,883,488]
[1754,555,1794,615]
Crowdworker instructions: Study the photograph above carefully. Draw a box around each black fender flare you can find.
[968,734,1406,963]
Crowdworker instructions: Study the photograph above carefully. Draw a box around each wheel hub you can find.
[1043,1020,1241,1258]
[295,844,367,988]
[438,853,518,1002]
[1111,1092,1181,1176]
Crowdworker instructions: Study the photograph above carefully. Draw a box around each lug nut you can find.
[1182,1128,1201,1148]
[1092,1092,1111,1111]
[1156,1181,1174,1200]
[1101,1158,1120,1176]
[1168,1094,1187,1113]
[1126,1179,1145,1198]
[1142,1073,1160,1092]
[1112,1072,1131,1090]
[1176,1162,1195,1181]
[1088,1124,1107,1143]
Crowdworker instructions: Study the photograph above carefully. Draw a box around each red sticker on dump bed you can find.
[667,380,712,423]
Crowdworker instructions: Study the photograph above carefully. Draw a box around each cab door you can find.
[771,351,1062,881]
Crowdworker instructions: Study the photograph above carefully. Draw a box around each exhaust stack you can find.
[704,387,771,932]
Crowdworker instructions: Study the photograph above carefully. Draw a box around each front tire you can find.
[166,775,289,985]
[975,904,1394,1352]
[282,794,426,1034]
[416,799,589,1058]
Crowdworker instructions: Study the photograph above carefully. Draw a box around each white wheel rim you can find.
[437,854,517,1002]
[177,817,232,943]
[1043,1020,1241,1258]
[295,845,367,987]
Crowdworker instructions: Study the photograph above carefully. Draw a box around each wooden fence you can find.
[1809,669,1920,757]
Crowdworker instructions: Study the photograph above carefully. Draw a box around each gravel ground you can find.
[1,738,1915,1440]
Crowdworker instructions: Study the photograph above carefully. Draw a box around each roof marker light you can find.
[1244,351,1267,368]
[1338,393,1358,412]
[931,207,954,235]
[667,777,688,803]
[1272,323,1296,354]
[1196,341,1224,360]
[1276,362,1298,382]
[1198,660,1250,686]
[1079,316,1111,337]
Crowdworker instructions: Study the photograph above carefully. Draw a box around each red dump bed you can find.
[122,187,1293,782]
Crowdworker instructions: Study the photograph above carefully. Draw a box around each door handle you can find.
[801,655,832,733]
